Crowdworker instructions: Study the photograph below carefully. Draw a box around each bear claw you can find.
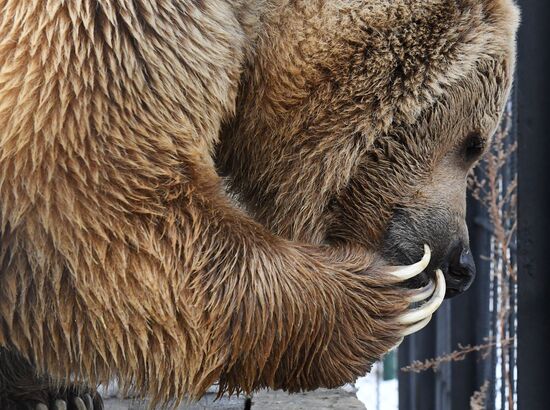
[73,397,87,410]
[83,394,95,410]
[381,245,446,337]
[399,268,446,335]
[53,400,66,410]
[401,315,433,337]
[386,244,431,282]
[408,278,436,303]
[33,393,99,410]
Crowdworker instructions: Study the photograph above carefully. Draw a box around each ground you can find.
[102,388,365,410]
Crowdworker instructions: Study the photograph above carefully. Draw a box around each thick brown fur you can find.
[0,0,518,407]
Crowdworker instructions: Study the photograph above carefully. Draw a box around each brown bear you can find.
[0,0,518,409]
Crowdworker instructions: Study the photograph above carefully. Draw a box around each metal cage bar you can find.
[516,1,550,409]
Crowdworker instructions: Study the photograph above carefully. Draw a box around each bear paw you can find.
[3,386,103,410]
[385,244,446,343]
[34,389,103,410]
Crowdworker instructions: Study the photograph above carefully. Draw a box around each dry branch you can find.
[401,337,514,373]
[470,381,491,410]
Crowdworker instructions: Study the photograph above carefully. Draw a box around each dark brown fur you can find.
[0,348,103,409]
[0,0,518,407]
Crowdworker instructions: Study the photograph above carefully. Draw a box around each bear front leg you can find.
[0,348,103,410]
[213,240,446,394]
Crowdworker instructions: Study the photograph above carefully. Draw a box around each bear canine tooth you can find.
[397,269,446,325]
[387,244,431,282]
[35,404,48,410]
[408,278,436,303]
[54,400,67,410]
[73,397,87,410]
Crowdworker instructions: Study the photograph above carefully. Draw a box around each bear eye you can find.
[463,131,486,162]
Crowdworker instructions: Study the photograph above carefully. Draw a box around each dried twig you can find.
[470,381,491,410]
[401,338,514,373]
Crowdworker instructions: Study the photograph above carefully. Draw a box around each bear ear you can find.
[366,0,520,132]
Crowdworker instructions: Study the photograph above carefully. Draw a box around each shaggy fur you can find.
[0,0,518,407]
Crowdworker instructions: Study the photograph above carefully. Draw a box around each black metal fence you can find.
[398,120,516,410]
[398,1,550,409]
[516,1,550,409]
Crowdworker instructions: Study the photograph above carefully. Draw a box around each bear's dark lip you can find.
[445,287,462,298]
[444,276,474,298]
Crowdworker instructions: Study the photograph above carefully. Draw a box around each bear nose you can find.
[444,243,476,297]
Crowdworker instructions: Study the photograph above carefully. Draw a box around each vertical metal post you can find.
[398,321,437,410]
[517,1,550,409]
[452,194,496,410]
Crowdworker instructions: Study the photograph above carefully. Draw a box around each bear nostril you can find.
[443,244,476,298]
[458,247,476,277]
[448,244,476,279]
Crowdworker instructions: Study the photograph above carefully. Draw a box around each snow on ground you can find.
[355,363,398,410]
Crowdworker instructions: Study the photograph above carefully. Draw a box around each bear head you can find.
[218,0,519,298]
